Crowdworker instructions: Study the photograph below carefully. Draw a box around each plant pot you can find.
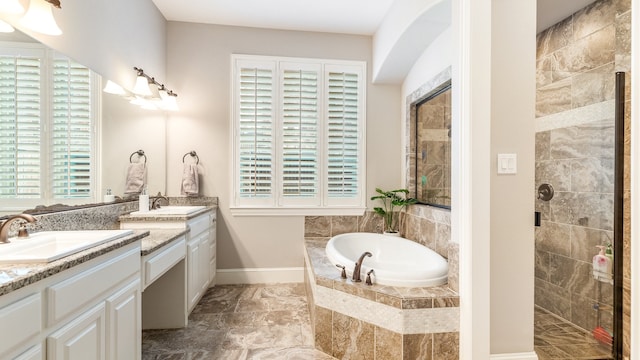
[383,231,401,237]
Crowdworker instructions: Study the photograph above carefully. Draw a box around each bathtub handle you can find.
[335,264,347,279]
[366,269,374,286]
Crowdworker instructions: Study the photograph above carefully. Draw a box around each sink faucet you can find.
[0,214,37,243]
[352,251,372,282]
[151,192,169,210]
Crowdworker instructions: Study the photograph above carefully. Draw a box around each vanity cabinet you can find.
[120,209,216,316]
[0,242,141,360]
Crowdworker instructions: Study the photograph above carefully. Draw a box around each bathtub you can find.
[325,232,448,287]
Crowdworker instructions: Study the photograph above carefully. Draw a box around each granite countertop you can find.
[118,206,216,223]
[141,229,189,256]
[0,230,149,297]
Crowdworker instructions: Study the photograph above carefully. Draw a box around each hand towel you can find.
[181,163,199,197]
[124,162,146,194]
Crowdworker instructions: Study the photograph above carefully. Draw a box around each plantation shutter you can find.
[325,66,362,204]
[279,64,320,204]
[0,55,42,199]
[236,60,275,205]
[51,58,92,198]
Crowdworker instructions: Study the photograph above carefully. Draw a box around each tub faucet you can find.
[0,214,36,243]
[352,251,372,282]
[151,192,169,209]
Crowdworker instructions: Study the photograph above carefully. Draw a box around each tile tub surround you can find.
[304,205,458,293]
[534,0,630,352]
[304,239,459,359]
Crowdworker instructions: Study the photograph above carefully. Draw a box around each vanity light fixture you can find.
[0,0,24,14]
[131,67,179,111]
[20,0,62,36]
[0,19,14,32]
[102,80,126,95]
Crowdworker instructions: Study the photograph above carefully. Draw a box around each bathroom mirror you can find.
[414,84,451,208]
[0,29,167,216]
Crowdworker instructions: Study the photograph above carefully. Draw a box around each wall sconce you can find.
[104,67,179,112]
[0,0,62,35]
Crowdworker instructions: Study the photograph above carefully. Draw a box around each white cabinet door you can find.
[106,280,140,360]
[187,232,210,311]
[48,303,105,360]
[187,237,201,311]
[13,345,43,360]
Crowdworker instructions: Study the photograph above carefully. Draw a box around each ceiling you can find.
[152,0,599,36]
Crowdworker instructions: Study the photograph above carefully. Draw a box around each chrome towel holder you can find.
[182,151,199,165]
[129,149,147,164]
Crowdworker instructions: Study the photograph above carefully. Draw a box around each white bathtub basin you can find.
[129,205,205,217]
[0,229,134,264]
[326,232,448,287]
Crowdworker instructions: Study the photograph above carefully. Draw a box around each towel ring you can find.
[129,149,147,164]
[182,151,199,165]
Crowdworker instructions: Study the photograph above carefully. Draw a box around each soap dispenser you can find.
[592,245,612,283]
[138,187,149,212]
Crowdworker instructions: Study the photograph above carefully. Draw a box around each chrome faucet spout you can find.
[352,251,372,282]
[0,214,37,243]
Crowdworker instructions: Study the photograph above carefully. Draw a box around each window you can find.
[231,55,366,215]
[0,43,100,210]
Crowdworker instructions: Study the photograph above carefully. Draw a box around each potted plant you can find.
[371,188,417,236]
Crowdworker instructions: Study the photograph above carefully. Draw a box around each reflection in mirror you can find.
[0,29,101,213]
[414,84,451,208]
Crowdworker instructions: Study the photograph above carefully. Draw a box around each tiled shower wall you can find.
[534,0,630,357]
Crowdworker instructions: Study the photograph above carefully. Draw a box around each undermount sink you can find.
[0,229,134,264]
[129,205,205,217]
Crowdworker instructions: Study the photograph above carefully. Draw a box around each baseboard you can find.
[490,352,538,360]
[215,267,304,285]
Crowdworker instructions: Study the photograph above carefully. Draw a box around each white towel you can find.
[124,162,146,194]
[181,163,199,197]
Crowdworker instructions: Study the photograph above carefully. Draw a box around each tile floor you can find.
[142,283,336,359]
[143,284,614,359]
[534,307,613,360]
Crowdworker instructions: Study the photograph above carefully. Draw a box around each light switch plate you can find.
[497,153,517,174]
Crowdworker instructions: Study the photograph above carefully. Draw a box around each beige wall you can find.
[165,22,401,269]
[490,0,536,354]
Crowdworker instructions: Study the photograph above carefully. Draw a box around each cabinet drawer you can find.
[0,293,41,357]
[188,213,211,237]
[47,247,139,325]
[13,344,42,360]
[143,237,185,289]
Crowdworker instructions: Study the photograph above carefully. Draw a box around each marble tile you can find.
[549,254,597,297]
[535,131,551,160]
[331,216,358,236]
[615,9,631,72]
[552,24,615,80]
[358,211,382,233]
[221,325,305,350]
[536,56,554,89]
[549,120,614,161]
[375,327,402,360]
[535,221,571,257]
[446,242,459,293]
[549,192,613,231]
[535,278,571,320]
[434,223,450,258]
[570,226,613,263]
[572,0,616,40]
[535,250,551,281]
[433,332,459,360]
[331,312,374,360]
[570,157,614,193]
[571,63,615,109]
[536,78,572,118]
[314,306,333,354]
[246,346,336,360]
[536,16,573,58]
[305,216,331,237]
[403,334,433,360]
[535,159,571,192]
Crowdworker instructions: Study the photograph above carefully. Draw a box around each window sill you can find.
[229,206,366,217]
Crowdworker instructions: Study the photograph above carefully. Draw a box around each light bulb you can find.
[132,75,152,96]
[20,0,62,36]
[0,0,24,14]
[103,80,126,95]
[0,19,14,32]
